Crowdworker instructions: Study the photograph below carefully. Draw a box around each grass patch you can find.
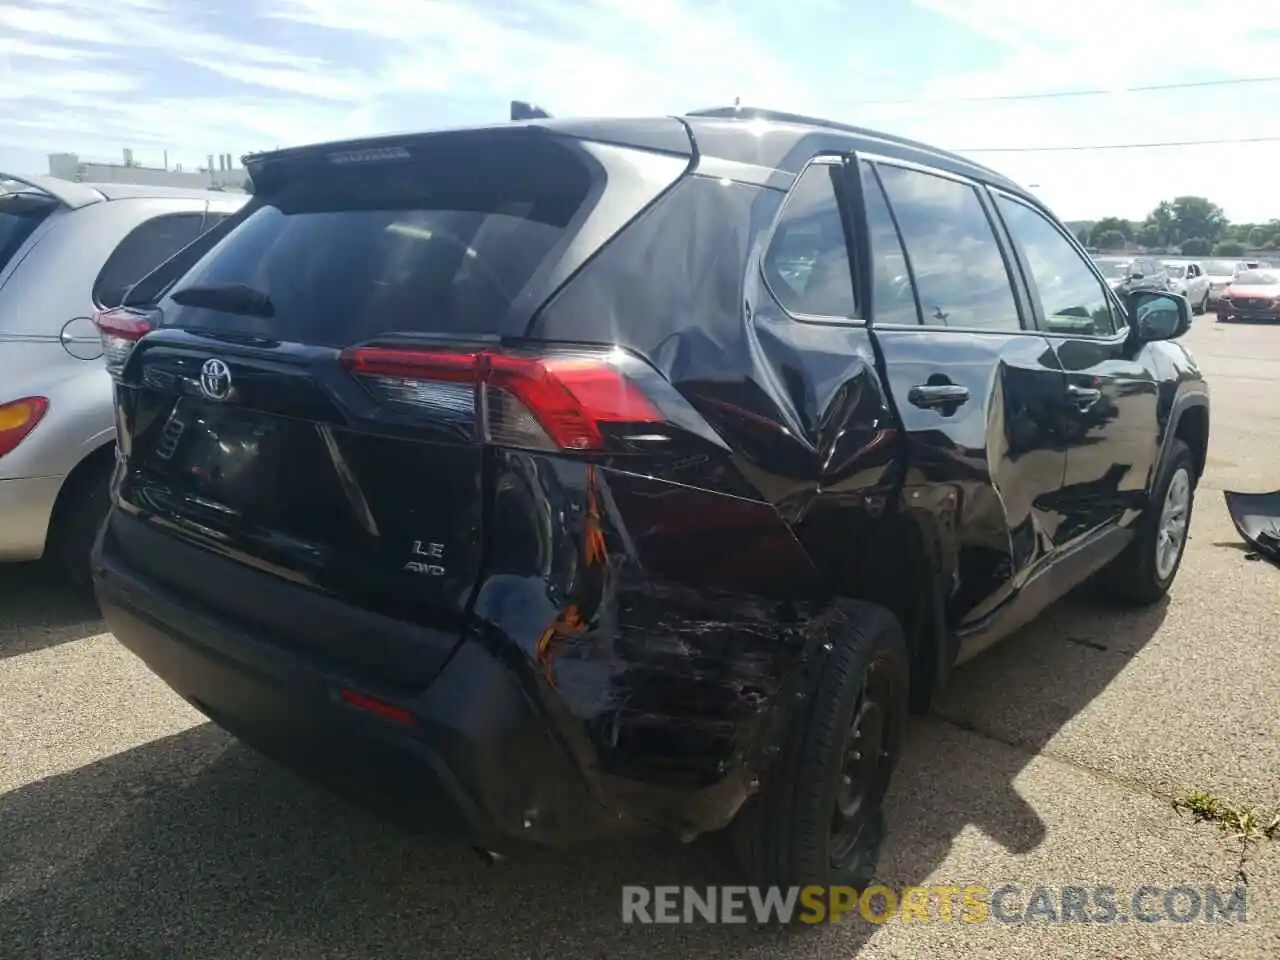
[1173,790,1279,883]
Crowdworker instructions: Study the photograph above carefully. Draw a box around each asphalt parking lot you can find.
[2,318,1278,959]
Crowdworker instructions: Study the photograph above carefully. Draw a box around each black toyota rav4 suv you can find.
[92,106,1209,890]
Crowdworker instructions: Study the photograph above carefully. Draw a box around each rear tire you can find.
[50,461,112,591]
[1099,439,1195,605]
[731,601,909,891]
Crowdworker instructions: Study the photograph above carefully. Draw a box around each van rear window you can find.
[158,135,595,346]
[0,190,58,276]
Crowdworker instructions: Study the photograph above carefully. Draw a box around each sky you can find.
[4,0,1280,224]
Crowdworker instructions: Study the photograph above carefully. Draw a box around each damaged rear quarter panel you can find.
[476,172,915,835]
[469,449,858,835]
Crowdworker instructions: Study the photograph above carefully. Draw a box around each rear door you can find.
[107,127,690,674]
[853,155,1069,627]
[991,190,1160,542]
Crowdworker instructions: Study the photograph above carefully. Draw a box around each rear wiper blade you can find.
[169,282,274,318]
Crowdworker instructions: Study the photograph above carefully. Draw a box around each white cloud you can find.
[2,0,1279,222]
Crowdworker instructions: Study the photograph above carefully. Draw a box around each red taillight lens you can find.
[0,396,50,459]
[338,687,417,726]
[339,346,663,452]
[94,308,152,376]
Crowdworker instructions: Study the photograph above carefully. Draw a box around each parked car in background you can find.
[0,173,245,584]
[1215,267,1280,322]
[1093,256,1171,296]
[91,107,1208,891]
[1163,260,1211,313]
[1203,259,1249,306]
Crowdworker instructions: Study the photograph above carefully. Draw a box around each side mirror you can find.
[1128,290,1191,342]
[1128,271,1144,281]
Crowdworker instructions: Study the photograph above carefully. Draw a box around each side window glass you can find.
[858,162,920,325]
[996,195,1118,337]
[94,213,206,308]
[875,164,1021,331]
[763,161,857,318]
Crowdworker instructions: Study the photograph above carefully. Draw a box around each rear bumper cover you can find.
[93,520,621,851]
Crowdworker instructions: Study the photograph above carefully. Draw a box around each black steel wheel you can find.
[731,600,909,890]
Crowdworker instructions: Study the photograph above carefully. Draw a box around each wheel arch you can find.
[796,501,954,714]
[1160,389,1209,487]
[45,440,115,551]
[1172,399,1209,483]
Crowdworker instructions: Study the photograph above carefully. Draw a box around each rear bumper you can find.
[92,517,622,852]
[0,475,62,561]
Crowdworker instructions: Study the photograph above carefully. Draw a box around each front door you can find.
[853,157,1069,628]
[991,191,1161,544]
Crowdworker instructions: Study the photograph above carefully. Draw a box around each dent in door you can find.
[871,328,1069,626]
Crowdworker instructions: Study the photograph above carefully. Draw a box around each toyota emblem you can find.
[199,358,232,401]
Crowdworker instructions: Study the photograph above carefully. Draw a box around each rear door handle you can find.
[907,383,970,411]
[1066,384,1102,409]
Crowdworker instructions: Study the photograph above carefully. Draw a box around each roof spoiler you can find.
[510,100,552,121]
[0,171,104,209]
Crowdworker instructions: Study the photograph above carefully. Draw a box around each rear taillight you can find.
[339,345,664,452]
[93,308,152,376]
[0,396,49,459]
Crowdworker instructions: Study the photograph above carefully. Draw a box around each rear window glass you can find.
[0,191,58,275]
[94,213,207,308]
[159,136,595,346]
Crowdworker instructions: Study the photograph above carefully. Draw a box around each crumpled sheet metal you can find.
[1223,490,1280,565]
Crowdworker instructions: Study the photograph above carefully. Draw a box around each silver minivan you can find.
[0,174,246,583]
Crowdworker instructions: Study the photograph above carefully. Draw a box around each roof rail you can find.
[0,172,105,209]
[683,105,1004,178]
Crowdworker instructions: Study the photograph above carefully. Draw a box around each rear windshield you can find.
[0,190,58,275]
[158,135,595,346]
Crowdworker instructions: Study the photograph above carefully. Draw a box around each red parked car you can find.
[1216,268,1280,322]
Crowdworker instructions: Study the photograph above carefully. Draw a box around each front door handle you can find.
[1066,384,1102,409]
[908,383,971,411]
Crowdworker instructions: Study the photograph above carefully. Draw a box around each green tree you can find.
[1269,232,1280,250]
[1096,229,1127,251]
[1180,237,1211,256]
[1213,240,1247,256]
[1090,217,1132,247]
[1248,227,1267,248]
[1076,229,1090,245]
[1147,201,1176,243]
[1170,196,1227,245]
[1135,225,1162,248]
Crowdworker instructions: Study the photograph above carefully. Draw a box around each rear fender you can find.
[464,451,841,836]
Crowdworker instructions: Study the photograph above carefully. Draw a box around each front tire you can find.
[731,601,909,890]
[1100,438,1195,604]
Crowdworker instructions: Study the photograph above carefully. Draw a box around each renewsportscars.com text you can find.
[621,884,1248,925]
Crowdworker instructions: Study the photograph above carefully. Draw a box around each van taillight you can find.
[339,345,664,452]
[93,308,152,376]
